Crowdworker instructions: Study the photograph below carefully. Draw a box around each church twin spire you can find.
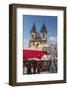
[31,23,47,34]
[40,23,47,34]
[29,23,48,49]
[30,23,36,33]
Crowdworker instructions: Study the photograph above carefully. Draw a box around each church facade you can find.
[29,23,48,50]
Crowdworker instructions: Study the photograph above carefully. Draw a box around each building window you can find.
[32,34,34,39]
[43,33,45,38]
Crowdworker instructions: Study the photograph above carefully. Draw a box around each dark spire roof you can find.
[40,24,47,33]
[30,23,36,33]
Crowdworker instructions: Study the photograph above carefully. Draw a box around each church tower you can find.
[40,24,47,44]
[29,23,48,50]
[29,23,36,48]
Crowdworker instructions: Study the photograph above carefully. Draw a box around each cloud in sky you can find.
[48,36,57,45]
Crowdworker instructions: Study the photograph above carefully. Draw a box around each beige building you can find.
[29,23,48,50]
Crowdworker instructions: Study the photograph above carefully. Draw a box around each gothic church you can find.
[29,23,48,50]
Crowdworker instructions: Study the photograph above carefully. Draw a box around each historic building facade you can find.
[29,23,48,50]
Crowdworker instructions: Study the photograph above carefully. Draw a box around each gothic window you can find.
[36,43,39,47]
[43,33,45,38]
[32,34,34,39]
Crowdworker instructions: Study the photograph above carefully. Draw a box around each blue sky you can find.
[23,15,57,48]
